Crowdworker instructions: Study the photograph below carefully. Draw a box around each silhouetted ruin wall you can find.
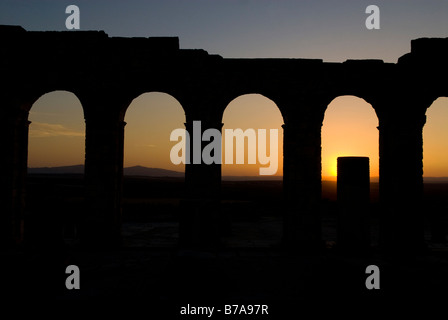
[1,25,448,252]
[337,157,370,252]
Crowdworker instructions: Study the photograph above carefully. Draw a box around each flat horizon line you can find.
[27,165,448,181]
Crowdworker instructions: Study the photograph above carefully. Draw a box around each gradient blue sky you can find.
[2,1,448,176]
[1,0,448,61]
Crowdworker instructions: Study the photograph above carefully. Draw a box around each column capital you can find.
[378,112,426,132]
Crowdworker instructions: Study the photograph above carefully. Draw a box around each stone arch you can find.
[2,26,444,253]
[121,92,186,245]
[123,91,186,172]
[26,90,85,246]
[423,96,448,178]
[221,92,286,124]
[321,92,379,119]
[220,93,284,247]
[322,95,379,181]
[221,93,284,177]
[28,90,85,167]
[27,88,86,114]
[422,96,448,243]
[121,90,186,122]
[320,94,379,247]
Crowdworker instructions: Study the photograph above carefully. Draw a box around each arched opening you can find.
[122,92,185,247]
[321,95,379,248]
[423,96,448,243]
[27,90,85,247]
[220,93,284,247]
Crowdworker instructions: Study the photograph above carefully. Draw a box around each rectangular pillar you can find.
[378,114,426,254]
[83,115,125,248]
[282,120,322,252]
[337,156,370,253]
[180,119,222,249]
[0,108,29,249]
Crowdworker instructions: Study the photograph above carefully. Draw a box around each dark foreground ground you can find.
[2,174,448,312]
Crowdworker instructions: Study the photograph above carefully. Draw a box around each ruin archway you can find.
[220,93,284,247]
[122,92,185,247]
[322,95,378,181]
[423,97,448,178]
[321,95,379,247]
[0,25,445,253]
[423,96,448,243]
[27,90,85,247]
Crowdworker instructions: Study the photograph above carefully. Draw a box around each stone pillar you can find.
[82,112,125,248]
[0,107,29,248]
[337,156,370,253]
[378,112,426,254]
[180,118,222,249]
[282,118,322,251]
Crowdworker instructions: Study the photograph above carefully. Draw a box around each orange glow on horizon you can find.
[28,91,85,168]
[424,97,448,177]
[322,96,379,180]
[27,92,448,180]
[124,92,185,172]
[221,94,284,177]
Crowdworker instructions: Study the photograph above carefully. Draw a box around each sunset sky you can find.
[3,0,448,178]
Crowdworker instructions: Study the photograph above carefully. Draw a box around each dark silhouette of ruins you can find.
[1,25,448,254]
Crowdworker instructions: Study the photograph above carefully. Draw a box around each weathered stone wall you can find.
[1,25,448,251]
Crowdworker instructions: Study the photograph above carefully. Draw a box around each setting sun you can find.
[321,96,379,181]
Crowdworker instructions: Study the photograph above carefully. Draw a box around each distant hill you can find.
[26,165,448,183]
[26,165,281,180]
[28,164,84,174]
[123,165,183,177]
[27,164,184,177]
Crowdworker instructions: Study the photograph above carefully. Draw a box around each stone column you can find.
[180,118,222,248]
[282,117,322,251]
[82,111,125,248]
[337,156,370,253]
[0,107,30,248]
[378,111,426,254]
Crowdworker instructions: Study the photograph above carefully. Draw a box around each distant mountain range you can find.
[26,165,448,182]
[27,164,184,177]
[26,164,283,180]
[28,164,85,175]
